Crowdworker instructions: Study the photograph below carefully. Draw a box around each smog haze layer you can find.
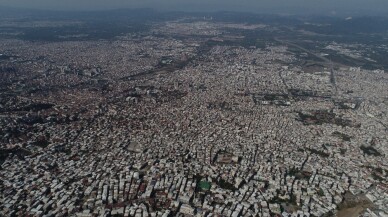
[1,0,388,15]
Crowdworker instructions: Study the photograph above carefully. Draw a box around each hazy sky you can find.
[1,0,388,15]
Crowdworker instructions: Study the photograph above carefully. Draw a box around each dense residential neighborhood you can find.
[0,16,387,217]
